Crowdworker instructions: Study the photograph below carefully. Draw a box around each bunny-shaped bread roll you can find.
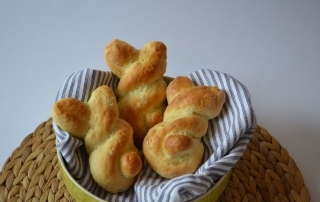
[142,76,226,179]
[52,85,142,193]
[105,39,167,147]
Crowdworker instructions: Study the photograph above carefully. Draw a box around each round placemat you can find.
[0,118,310,202]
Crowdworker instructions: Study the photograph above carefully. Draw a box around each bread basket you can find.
[53,68,256,202]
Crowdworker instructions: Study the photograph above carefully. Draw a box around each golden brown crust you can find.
[52,98,90,139]
[165,76,195,103]
[143,76,226,179]
[105,39,167,147]
[52,85,142,193]
[163,134,194,155]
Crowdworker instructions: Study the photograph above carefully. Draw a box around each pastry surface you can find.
[52,85,142,193]
[143,76,226,178]
[105,39,167,147]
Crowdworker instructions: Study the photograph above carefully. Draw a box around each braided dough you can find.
[52,85,142,193]
[142,76,226,178]
[104,39,167,147]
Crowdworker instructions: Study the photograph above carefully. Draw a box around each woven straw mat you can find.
[0,117,310,202]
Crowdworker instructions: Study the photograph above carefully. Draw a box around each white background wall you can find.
[1,1,319,199]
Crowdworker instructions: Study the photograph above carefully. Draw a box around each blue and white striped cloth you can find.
[53,68,256,202]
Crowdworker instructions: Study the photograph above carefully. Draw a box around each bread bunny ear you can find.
[52,97,90,139]
[166,76,195,103]
[52,85,142,193]
[143,76,226,179]
[105,39,167,147]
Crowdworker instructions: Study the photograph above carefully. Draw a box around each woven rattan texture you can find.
[0,118,74,202]
[217,126,310,202]
[0,118,310,202]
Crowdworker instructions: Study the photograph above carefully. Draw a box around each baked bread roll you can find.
[142,76,226,179]
[104,39,167,147]
[52,85,142,193]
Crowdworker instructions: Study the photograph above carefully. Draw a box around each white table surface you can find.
[1,1,319,200]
